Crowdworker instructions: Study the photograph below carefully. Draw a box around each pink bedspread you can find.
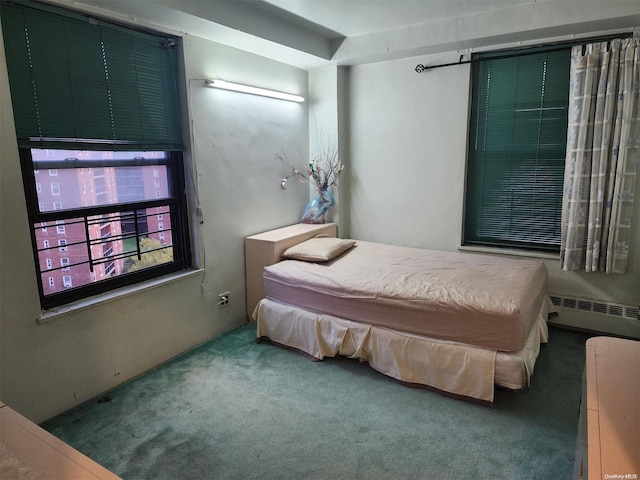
[263,241,548,352]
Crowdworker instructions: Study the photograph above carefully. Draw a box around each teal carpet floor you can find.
[42,324,593,480]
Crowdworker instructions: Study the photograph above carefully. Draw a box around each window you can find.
[49,277,55,287]
[105,262,116,276]
[46,258,52,269]
[2,1,190,308]
[43,240,49,249]
[464,47,570,252]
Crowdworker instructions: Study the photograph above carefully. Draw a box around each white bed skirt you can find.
[253,298,550,404]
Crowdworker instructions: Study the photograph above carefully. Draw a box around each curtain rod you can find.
[414,32,635,73]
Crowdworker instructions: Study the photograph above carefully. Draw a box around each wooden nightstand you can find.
[245,223,337,320]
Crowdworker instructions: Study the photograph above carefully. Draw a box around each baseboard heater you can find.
[549,294,639,321]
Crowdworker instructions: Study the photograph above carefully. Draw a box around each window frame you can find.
[2,0,191,309]
[20,149,192,309]
[463,45,571,253]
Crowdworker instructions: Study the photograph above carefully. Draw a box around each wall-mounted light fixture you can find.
[205,79,304,103]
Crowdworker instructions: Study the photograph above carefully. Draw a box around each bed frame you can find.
[245,223,549,405]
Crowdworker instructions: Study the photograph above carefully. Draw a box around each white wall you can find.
[348,54,469,251]
[0,28,309,423]
[347,51,640,337]
[308,66,351,231]
[2,2,639,424]
[183,35,310,302]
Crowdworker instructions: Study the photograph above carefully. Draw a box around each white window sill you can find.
[457,245,559,261]
[37,268,204,325]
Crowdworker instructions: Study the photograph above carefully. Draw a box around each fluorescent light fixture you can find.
[205,79,304,103]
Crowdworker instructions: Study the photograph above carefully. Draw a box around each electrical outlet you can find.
[218,292,230,307]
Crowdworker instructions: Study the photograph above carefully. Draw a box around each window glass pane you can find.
[36,209,175,296]
[31,149,170,211]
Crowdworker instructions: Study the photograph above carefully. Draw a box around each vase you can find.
[301,189,335,224]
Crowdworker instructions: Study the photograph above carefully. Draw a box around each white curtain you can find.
[560,37,640,273]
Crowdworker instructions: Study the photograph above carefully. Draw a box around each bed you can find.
[252,235,550,405]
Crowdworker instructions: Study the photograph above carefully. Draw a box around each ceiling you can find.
[53,0,640,69]
[257,0,535,37]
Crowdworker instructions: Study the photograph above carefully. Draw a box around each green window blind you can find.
[1,0,183,151]
[464,47,570,251]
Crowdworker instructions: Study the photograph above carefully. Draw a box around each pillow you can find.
[283,237,356,262]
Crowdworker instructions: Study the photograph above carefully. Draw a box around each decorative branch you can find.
[276,137,344,191]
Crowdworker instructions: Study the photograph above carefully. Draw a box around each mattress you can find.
[264,241,548,352]
[254,298,549,404]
